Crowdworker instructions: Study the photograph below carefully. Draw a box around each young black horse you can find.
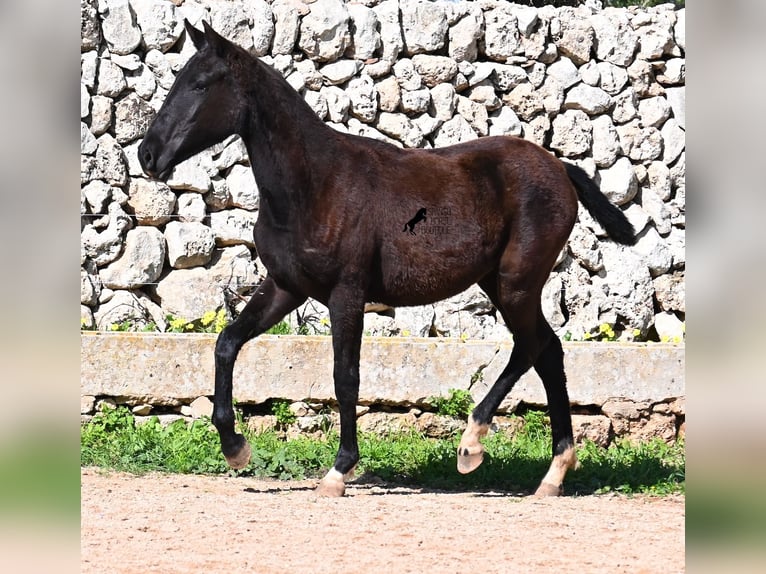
[139,21,636,497]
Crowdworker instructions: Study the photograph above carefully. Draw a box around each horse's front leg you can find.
[213,277,305,469]
[316,286,365,497]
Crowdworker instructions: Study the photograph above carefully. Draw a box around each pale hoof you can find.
[457,445,484,474]
[224,441,251,470]
[315,477,346,497]
[533,481,563,497]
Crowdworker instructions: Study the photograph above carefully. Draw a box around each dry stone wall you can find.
[80,0,685,342]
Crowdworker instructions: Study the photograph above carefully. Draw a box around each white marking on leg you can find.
[316,467,347,497]
[457,417,489,474]
[534,445,579,497]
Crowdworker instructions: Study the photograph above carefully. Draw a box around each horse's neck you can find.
[241,59,334,214]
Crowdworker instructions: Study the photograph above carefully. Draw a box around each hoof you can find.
[316,476,346,497]
[533,481,563,497]
[457,446,484,474]
[224,441,251,470]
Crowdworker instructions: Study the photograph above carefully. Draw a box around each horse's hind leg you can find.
[213,276,305,469]
[532,334,580,496]
[459,270,577,495]
[457,274,541,475]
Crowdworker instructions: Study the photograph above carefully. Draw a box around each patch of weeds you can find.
[271,400,297,428]
[429,388,474,419]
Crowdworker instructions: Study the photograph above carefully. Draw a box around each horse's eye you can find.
[193,84,208,93]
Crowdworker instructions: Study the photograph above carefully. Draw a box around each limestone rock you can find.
[131,0,180,52]
[96,58,127,98]
[100,226,166,289]
[81,122,98,155]
[448,4,483,62]
[393,58,422,91]
[207,245,260,297]
[154,266,226,321]
[346,74,378,123]
[209,209,257,248]
[429,83,456,121]
[320,59,361,85]
[82,180,112,214]
[164,221,216,269]
[597,157,637,206]
[401,0,448,55]
[456,96,488,136]
[550,109,592,157]
[248,0,275,57]
[100,0,142,55]
[616,122,663,162]
[483,4,519,61]
[412,54,458,88]
[95,134,128,186]
[272,0,302,55]
[653,273,685,313]
[373,0,404,64]
[634,226,672,277]
[591,8,638,66]
[564,84,612,116]
[298,0,351,62]
[401,88,431,115]
[189,396,214,419]
[635,9,677,60]
[551,9,594,65]
[376,76,402,113]
[547,57,580,90]
[81,0,101,51]
[376,112,424,148]
[590,115,620,168]
[612,87,638,125]
[226,164,259,210]
[596,62,629,95]
[415,412,465,438]
[347,3,380,60]
[572,414,611,448]
[81,202,133,266]
[503,83,544,122]
[208,0,254,53]
[638,96,671,129]
[166,154,213,193]
[114,92,155,145]
[321,86,351,123]
[488,106,522,137]
[127,178,176,226]
[432,115,477,147]
[598,242,655,335]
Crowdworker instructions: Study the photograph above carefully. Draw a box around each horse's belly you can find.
[371,242,497,306]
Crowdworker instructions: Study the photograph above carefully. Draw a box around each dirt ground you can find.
[81,467,684,574]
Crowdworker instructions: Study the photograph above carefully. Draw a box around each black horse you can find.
[403,207,427,235]
[139,21,636,497]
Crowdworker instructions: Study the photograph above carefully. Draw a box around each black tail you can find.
[564,163,636,246]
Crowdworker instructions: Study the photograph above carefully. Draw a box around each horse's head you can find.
[139,20,247,180]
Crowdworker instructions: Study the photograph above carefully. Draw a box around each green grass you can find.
[81,406,684,495]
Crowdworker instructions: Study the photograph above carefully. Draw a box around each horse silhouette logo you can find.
[403,207,427,235]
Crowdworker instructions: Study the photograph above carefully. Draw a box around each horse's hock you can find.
[81,333,685,445]
[80,0,685,343]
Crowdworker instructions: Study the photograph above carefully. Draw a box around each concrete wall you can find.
[81,332,683,407]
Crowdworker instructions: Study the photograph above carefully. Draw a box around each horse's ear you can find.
[201,20,229,57]
[184,19,206,51]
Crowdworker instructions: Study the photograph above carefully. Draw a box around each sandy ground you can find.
[81,467,684,574]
